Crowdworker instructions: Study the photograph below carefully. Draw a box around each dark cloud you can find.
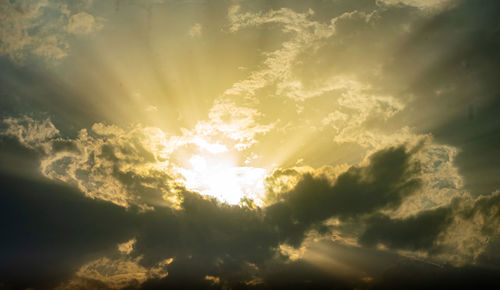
[0,139,137,289]
[358,191,500,266]
[371,260,500,290]
[1,133,500,289]
[0,137,421,288]
[266,145,421,246]
[359,207,453,250]
[0,137,271,288]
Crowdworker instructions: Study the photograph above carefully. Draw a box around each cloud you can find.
[0,154,138,289]
[384,0,500,196]
[378,0,457,10]
[371,258,500,289]
[118,238,137,255]
[65,12,103,35]
[1,116,59,149]
[262,136,496,267]
[57,239,172,290]
[191,100,275,151]
[0,115,272,209]
[2,117,179,209]
[2,125,499,288]
[2,1,500,288]
[223,4,418,158]
[1,116,489,265]
[225,6,335,101]
[359,207,453,251]
[435,191,500,265]
[391,142,467,218]
[265,145,423,247]
[220,4,414,162]
[188,23,202,37]
[356,190,500,266]
[0,0,102,62]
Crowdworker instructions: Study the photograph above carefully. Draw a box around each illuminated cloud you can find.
[379,0,457,10]
[0,0,101,61]
[358,191,500,266]
[65,12,103,35]
[118,238,137,255]
[1,115,271,208]
[225,6,335,101]
[2,117,178,209]
[1,116,59,149]
[191,100,275,151]
[263,139,498,267]
[2,115,499,287]
[0,113,493,269]
[57,239,172,289]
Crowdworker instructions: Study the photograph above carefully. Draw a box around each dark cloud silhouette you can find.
[371,260,500,290]
[266,145,422,246]
[359,207,453,250]
[0,136,423,288]
[0,139,137,289]
[2,131,500,289]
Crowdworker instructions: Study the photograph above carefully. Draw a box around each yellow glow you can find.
[178,154,267,205]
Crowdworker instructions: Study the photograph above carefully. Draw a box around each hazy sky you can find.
[1,0,500,289]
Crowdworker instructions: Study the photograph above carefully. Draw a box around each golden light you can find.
[178,154,267,205]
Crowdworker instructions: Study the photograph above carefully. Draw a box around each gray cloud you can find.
[0,0,102,62]
[359,207,453,250]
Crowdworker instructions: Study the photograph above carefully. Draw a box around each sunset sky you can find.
[1,0,500,289]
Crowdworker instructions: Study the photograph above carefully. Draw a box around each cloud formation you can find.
[0,0,102,61]
[2,119,499,288]
[0,115,274,209]
[3,116,496,264]
[57,239,172,289]
[65,12,102,35]
[1,0,500,289]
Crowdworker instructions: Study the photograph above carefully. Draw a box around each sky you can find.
[1,0,500,289]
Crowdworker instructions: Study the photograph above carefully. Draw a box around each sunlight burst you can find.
[179,155,267,205]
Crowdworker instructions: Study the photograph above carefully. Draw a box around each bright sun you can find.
[178,155,267,205]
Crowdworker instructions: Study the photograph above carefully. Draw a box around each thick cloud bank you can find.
[1,117,499,289]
